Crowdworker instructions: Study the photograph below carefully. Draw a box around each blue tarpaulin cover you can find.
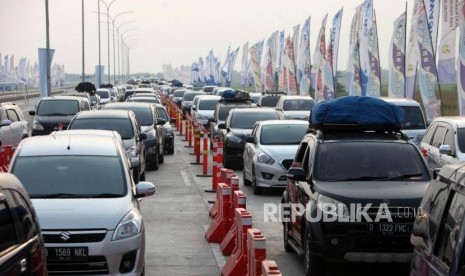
[310,96,404,129]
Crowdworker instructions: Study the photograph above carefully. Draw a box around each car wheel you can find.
[252,166,262,195]
[223,153,233,169]
[283,204,294,252]
[243,169,251,186]
[151,150,159,171]
[304,230,323,276]
[140,170,146,181]
[159,147,164,164]
[168,147,174,154]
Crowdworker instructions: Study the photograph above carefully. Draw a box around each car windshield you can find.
[96,90,109,98]
[156,107,169,121]
[70,118,134,139]
[283,99,315,111]
[219,105,250,120]
[128,98,160,104]
[12,156,126,198]
[260,96,281,107]
[173,91,186,97]
[314,142,429,182]
[199,99,219,110]
[37,100,79,116]
[260,124,308,145]
[400,106,426,129]
[230,112,280,129]
[106,107,153,126]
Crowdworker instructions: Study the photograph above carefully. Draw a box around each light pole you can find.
[97,0,101,86]
[125,41,137,80]
[110,11,133,85]
[99,0,119,84]
[45,0,51,96]
[81,0,85,82]
[119,27,136,83]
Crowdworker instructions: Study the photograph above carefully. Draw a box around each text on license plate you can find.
[46,247,88,261]
[368,223,411,235]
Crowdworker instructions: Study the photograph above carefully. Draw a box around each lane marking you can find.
[181,170,191,186]
[203,224,226,269]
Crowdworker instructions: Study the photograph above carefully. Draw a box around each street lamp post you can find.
[81,0,85,82]
[97,0,101,86]
[110,11,133,85]
[99,0,119,84]
[118,26,136,84]
[45,0,51,96]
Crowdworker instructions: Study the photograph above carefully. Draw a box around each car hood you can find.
[229,128,253,138]
[260,144,299,159]
[314,181,429,207]
[122,138,135,150]
[32,197,132,230]
[197,110,214,118]
[283,111,310,120]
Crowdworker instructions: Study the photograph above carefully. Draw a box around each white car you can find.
[96,88,112,105]
[193,95,221,128]
[275,95,315,120]
[243,120,309,194]
[10,133,155,275]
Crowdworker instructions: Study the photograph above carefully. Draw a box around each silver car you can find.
[9,133,156,275]
[243,120,309,194]
[193,95,221,128]
[275,95,315,120]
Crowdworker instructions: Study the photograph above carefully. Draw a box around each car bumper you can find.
[253,162,287,188]
[164,135,174,149]
[44,230,145,275]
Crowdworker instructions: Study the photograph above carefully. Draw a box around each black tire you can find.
[151,150,159,171]
[252,166,262,195]
[140,170,146,181]
[304,230,323,276]
[223,155,233,169]
[159,147,164,164]
[243,169,251,186]
[283,203,294,252]
[167,147,174,154]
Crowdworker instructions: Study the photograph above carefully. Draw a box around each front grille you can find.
[47,256,109,275]
[43,230,107,243]
[278,176,287,181]
[281,159,294,170]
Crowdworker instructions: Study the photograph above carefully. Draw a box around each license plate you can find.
[367,223,411,235]
[46,247,88,261]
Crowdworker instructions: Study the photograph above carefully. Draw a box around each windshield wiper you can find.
[34,193,88,198]
[330,176,388,182]
[87,193,123,198]
[379,173,424,181]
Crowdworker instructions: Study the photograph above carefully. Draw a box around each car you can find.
[0,102,29,145]
[95,88,113,105]
[9,133,156,275]
[421,116,465,173]
[275,95,315,120]
[256,91,286,108]
[218,108,284,169]
[193,95,221,128]
[243,120,309,194]
[29,96,88,136]
[209,97,257,148]
[410,163,465,276]
[181,91,206,115]
[104,102,166,169]
[190,95,204,119]
[154,104,175,154]
[109,89,118,102]
[382,97,427,146]
[202,85,218,95]
[282,97,431,275]
[61,91,93,110]
[212,87,232,97]
[89,94,101,109]
[172,89,187,107]
[68,110,147,181]
[0,173,47,276]
[249,92,262,104]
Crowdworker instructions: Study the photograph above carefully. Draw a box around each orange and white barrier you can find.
[205,183,232,243]
[261,260,282,276]
[220,190,246,256]
[247,228,266,276]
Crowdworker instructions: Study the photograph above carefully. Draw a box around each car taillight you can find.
[421,147,428,157]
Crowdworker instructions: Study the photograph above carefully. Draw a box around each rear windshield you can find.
[106,106,153,126]
[199,99,219,110]
[260,96,281,107]
[96,90,109,98]
[70,118,134,139]
[183,93,204,101]
[399,106,426,130]
[173,91,186,97]
[128,98,160,104]
[283,99,315,111]
[260,124,308,145]
[219,105,250,121]
[314,142,429,182]
[12,156,126,198]
[37,100,80,116]
[230,112,280,129]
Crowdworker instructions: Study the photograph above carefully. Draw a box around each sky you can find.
[0,0,414,75]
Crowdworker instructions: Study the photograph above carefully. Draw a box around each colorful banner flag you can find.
[388,11,407,98]
[329,8,343,80]
[277,31,285,91]
[226,47,239,87]
[314,15,328,103]
[270,31,279,79]
[349,42,362,96]
[424,0,440,53]
[457,0,465,115]
[263,37,274,92]
[297,16,311,96]
[284,36,298,95]
[249,40,264,92]
[346,4,364,94]
[438,0,459,84]
[413,0,442,120]
[406,0,420,99]
[240,42,249,86]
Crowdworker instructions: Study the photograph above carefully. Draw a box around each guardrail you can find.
[0,86,76,103]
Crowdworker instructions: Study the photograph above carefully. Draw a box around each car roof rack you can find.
[263,91,286,96]
[219,89,252,102]
[307,124,410,141]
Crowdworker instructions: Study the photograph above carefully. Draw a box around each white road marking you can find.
[181,170,191,186]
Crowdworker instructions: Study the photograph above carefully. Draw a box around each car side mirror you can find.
[1,119,12,127]
[192,105,197,111]
[439,144,452,156]
[218,123,226,129]
[135,181,156,198]
[130,157,140,169]
[411,212,429,250]
[157,119,166,125]
[29,110,36,116]
[139,133,147,141]
[245,136,254,143]
[286,167,306,182]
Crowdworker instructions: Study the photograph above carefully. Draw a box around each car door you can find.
[427,124,447,171]
[153,107,164,153]
[0,192,22,275]
[6,108,25,145]
[243,124,259,179]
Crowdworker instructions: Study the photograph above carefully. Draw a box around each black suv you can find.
[218,108,283,169]
[282,127,430,275]
[410,164,465,276]
[0,173,46,276]
[257,91,286,108]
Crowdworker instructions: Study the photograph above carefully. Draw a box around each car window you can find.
[199,99,219,110]
[434,192,465,267]
[96,90,109,98]
[219,106,236,121]
[183,93,203,101]
[156,107,169,121]
[12,156,127,198]
[283,99,314,111]
[444,128,455,153]
[431,126,447,148]
[314,142,429,182]
[423,122,438,145]
[0,198,17,253]
[37,100,80,116]
[260,124,308,145]
[458,128,465,154]
[70,118,134,139]
[6,109,20,122]
[400,106,426,130]
[107,107,153,126]
[10,190,37,241]
[230,112,280,129]
[260,96,281,107]
[173,91,186,97]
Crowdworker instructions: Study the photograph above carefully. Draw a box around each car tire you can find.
[304,229,323,276]
[159,147,164,164]
[140,170,146,181]
[243,169,251,186]
[223,154,233,169]
[167,147,174,154]
[151,151,159,171]
[252,166,262,195]
[283,203,294,253]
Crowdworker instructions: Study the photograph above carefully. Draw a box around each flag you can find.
[198,57,205,83]
[314,14,328,103]
[263,37,274,92]
[297,16,311,96]
[349,42,362,96]
[284,36,298,95]
[346,4,364,95]
[406,0,420,99]
[413,0,441,120]
[277,31,285,91]
[438,0,459,84]
[249,40,264,92]
[329,8,343,80]
[457,0,465,115]
[240,42,249,86]
[424,0,440,53]
[226,47,239,87]
[270,31,279,79]
[388,11,407,98]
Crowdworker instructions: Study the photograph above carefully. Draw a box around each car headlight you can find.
[227,134,242,143]
[318,194,349,218]
[112,209,142,240]
[127,146,137,157]
[32,120,44,130]
[257,151,275,165]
